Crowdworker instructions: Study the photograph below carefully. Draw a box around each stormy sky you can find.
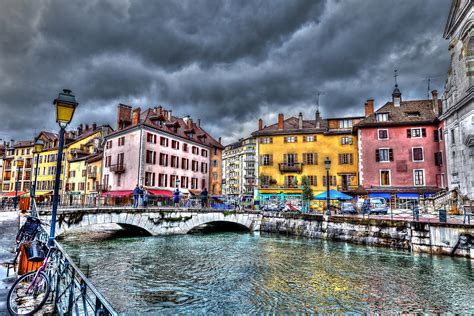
[0,0,451,145]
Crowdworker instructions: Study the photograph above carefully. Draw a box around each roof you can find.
[13,140,34,148]
[354,99,440,128]
[86,152,103,163]
[252,116,328,136]
[66,125,112,147]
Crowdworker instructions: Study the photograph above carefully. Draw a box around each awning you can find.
[369,192,391,199]
[396,193,419,199]
[424,193,436,198]
[23,191,53,197]
[1,191,26,197]
[189,189,201,196]
[100,190,133,197]
[148,189,173,197]
[314,189,353,201]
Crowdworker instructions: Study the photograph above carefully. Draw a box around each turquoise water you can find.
[61,229,474,314]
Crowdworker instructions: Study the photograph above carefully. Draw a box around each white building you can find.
[222,137,256,198]
[442,0,474,199]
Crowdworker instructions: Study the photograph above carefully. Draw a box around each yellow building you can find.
[252,111,362,206]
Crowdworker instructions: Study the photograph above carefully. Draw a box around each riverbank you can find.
[260,213,474,259]
[0,211,18,314]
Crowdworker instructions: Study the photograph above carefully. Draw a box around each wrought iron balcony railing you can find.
[109,164,125,173]
[88,170,97,178]
[337,185,359,192]
[278,163,303,174]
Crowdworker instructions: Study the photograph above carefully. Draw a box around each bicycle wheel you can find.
[7,271,51,316]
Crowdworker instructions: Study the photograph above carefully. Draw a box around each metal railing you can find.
[109,164,125,173]
[278,163,303,174]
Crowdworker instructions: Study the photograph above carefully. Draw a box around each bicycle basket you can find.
[24,240,47,262]
[21,217,41,237]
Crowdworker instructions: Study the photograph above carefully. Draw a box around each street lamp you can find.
[49,89,78,246]
[324,157,331,216]
[31,139,44,209]
[14,157,24,211]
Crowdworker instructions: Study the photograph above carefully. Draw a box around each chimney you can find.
[278,113,284,130]
[258,118,263,130]
[92,122,97,130]
[77,124,83,136]
[315,110,321,128]
[431,90,439,115]
[365,99,374,117]
[298,112,303,129]
[85,124,89,131]
[218,137,222,144]
[198,119,201,127]
[132,107,141,125]
[188,118,193,129]
[168,110,172,121]
[116,104,132,130]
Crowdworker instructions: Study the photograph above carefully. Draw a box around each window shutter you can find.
[422,128,426,137]
[303,154,307,164]
[434,130,439,142]
[333,176,337,186]
[295,136,298,142]
[349,154,353,164]
[323,176,327,186]
[269,155,273,166]
[259,155,262,165]
[338,154,342,164]
[153,152,156,164]
[283,154,288,165]
[389,149,393,161]
[270,137,273,144]
[284,176,288,187]
[407,129,411,138]
[349,137,353,145]
[315,153,318,165]
[375,149,380,162]
[284,137,287,143]
[434,152,439,165]
[303,136,306,142]
[295,154,298,163]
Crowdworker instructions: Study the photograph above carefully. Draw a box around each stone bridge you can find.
[37,208,263,236]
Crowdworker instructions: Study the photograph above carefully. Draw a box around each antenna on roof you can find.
[394,69,398,87]
[421,76,441,98]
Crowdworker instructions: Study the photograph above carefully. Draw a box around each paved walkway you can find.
[0,211,18,315]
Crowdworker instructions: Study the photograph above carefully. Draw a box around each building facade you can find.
[252,111,361,205]
[355,88,447,207]
[442,0,474,199]
[222,137,256,199]
[103,105,221,199]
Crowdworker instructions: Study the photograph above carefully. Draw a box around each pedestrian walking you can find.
[200,188,208,208]
[143,188,149,207]
[133,184,141,208]
[173,188,180,207]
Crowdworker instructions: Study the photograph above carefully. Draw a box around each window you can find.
[116,174,121,187]
[118,136,125,146]
[378,129,389,140]
[158,174,167,187]
[380,170,391,186]
[260,137,272,144]
[261,154,272,166]
[212,160,218,167]
[308,176,317,186]
[338,153,353,164]
[339,119,352,129]
[106,140,112,149]
[407,128,426,138]
[105,156,111,167]
[145,172,155,186]
[82,170,86,177]
[438,128,443,141]
[451,129,455,144]
[284,136,297,143]
[414,169,425,186]
[69,171,75,178]
[117,153,124,166]
[160,137,169,147]
[201,162,208,173]
[322,176,337,186]
[146,150,156,164]
[376,149,393,162]
[171,156,179,168]
[376,112,389,122]
[181,176,188,188]
[301,135,315,142]
[303,153,317,165]
[341,136,352,145]
[159,153,168,166]
[412,147,424,162]
[201,179,206,190]
[171,140,179,149]
[433,129,440,142]
[181,158,189,170]
[192,160,199,172]
[213,172,218,181]
[183,143,189,152]
[147,133,157,144]
[283,154,297,166]
[191,177,198,189]
[201,149,208,157]
[170,175,177,188]
[192,146,199,154]
[434,152,443,166]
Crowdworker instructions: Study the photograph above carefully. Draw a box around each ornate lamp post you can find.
[31,139,44,207]
[14,157,24,211]
[324,157,331,216]
[49,89,78,246]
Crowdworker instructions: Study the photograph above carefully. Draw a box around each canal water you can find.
[61,226,474,314]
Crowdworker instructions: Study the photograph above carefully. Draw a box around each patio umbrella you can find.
[314,189,352,201]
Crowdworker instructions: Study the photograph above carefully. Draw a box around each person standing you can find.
[200,188,208,208]
[133,184,141,208]
[143,188,149,207]
[173,188,180,207]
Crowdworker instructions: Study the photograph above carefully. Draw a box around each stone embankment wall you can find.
[260,213,474,259]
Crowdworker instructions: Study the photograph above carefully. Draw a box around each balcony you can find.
[109,164,126,173]
[278,163,303,174]
[337,185,359,192]
[88,170,97,179]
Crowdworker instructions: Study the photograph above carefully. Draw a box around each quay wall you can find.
[259,213,474,259]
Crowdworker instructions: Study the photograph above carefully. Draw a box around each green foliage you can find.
[301,176,313,201]
[223,211,237,216]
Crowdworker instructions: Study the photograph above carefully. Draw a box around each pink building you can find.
[102,104,222,201]
[355,87,447,207]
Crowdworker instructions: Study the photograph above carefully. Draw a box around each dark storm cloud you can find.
[0,0,451,144]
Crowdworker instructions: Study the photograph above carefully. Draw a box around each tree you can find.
[301,176,313,201]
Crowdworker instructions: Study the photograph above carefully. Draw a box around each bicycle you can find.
[7,240,56,315]
[12,216,43,269]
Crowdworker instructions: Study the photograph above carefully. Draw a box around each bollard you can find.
[438,208,447,223]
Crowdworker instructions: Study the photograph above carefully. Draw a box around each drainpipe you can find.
[138,126,144,186]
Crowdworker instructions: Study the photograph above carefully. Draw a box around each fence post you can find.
[67,268,75,314]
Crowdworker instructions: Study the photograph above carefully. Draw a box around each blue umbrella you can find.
[314,189,352,201]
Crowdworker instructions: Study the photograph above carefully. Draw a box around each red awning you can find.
[99,190,133,197]
[1,191,26,197]
[148,189,173,197]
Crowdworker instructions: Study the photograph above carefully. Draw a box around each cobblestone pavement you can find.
[0,211,19,315]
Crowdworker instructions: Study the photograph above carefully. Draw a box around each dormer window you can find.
[339,119,352,129]
[405,111,420,117]
[376,112,389,122]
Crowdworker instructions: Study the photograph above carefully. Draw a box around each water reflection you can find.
[61,227,474,314]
